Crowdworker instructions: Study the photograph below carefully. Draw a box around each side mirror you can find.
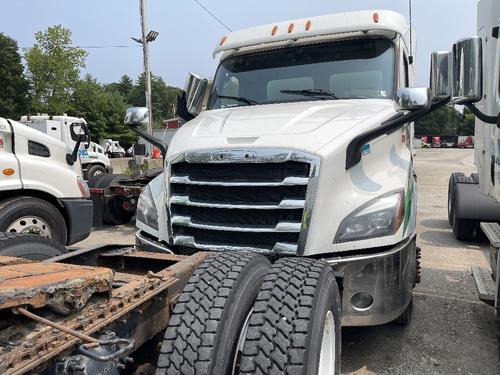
[123,107,167,159]
[71,123,85,135]
[184,73,208,116]
[452,36,482,104]
[67,122,91,166]
[430,51,452,100]
[124,107,149,126]
[395,87,432,111]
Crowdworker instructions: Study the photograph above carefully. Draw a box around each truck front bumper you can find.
[60,198,93,245]
[326,235,417,326]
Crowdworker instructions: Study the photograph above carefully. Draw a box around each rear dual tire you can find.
[448,173,476,241]
[239,257,342,375]
[0,232,66,260]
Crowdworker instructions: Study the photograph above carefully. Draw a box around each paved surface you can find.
[79,149,499,374]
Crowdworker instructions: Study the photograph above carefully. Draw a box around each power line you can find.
[20,45,141,50]
[192,0,232,32]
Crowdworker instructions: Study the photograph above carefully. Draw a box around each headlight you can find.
[334,190,405,243]
[137,185,159,230]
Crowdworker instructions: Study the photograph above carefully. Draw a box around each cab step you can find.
[472,266,496,306]
[480,222,500,247]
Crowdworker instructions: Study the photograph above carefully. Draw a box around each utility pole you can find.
[139,0,153,141]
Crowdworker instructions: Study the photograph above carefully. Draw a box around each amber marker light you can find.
[305,20,312,31]
[3,168,15,176]
[373,13,380,23]
[220,36,227,46]
[288,23,294,33]
[271,25,278,35]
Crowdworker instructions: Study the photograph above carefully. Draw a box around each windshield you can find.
[207,38,395,110]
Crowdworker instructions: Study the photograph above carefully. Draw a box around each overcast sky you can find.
[1,0,477,88]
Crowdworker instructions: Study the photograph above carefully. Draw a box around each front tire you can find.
[85,164,107,180]
[239,258,342,375]
[156,252,270,375]
[0,232,66,260]
[0,197,67,245]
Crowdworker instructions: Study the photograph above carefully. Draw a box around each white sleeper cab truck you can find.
[446,0,500,346]
[20,115,113,180]
[0,117,92,247]
[129,10,451,374]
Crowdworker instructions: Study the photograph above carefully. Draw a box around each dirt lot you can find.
[78,148,499,374]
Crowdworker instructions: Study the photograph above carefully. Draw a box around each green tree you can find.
[71,74,136,146]
[25,25,87,114]
[415,105,468,136]
[0,33,29,119]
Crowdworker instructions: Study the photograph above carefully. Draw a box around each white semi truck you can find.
[0,117,93,246]
[20,115,113,180]
[127,10,452,374]
[446,0,500,346]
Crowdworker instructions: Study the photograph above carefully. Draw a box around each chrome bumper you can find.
[326,235,417,327]
[135,230,173,254]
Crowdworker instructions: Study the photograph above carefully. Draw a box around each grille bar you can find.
[173,235,298,254]
[171,215,302,233]
[170,195,305,210]
[170,175,309,187]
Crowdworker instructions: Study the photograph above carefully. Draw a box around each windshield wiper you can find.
[216,94,259,105]
[280,89,339,100]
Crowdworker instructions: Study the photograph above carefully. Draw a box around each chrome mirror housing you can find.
[452,36,482,104]
[430,51,452,100]
[124,107,149,126]
[184,73,209,116]
[395,87,431,111]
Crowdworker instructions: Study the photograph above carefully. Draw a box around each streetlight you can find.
[131,0,158,155]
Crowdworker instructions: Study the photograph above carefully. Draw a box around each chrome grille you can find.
[167,150,319,254]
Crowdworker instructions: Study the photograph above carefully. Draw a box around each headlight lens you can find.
[136,185,159,230]
[334,190,405,243]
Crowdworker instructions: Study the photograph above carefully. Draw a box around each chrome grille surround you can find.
[166,149,320,255]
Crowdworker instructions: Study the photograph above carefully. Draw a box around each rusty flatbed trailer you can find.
[0,245,210,375]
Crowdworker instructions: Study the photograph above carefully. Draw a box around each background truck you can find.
[457,135,474,148]
[446,0,500,348]
[20,115,113,180]
[0,117,93,245]
[131,10,451,373]
[101,138,126,158]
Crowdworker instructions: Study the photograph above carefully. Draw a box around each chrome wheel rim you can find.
[7,216,52,237]
[318,310,335,375]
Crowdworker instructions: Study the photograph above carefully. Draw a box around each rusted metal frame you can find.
[2,251,210,375]
[99,250,186,262]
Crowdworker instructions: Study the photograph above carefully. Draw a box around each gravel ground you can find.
[78,149,500,374]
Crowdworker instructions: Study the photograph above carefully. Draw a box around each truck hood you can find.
[169,99,397,156]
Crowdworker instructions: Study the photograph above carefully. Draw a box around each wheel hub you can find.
[7,216,52,237]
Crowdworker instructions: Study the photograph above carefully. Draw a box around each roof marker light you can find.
[220,36,227,46]
[305,20,312,31]
[288,23,294,33]
[373,13,379,23]
[272,25,278,36]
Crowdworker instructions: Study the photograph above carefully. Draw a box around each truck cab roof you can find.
[19,115,87,125]
[214,10,413,58]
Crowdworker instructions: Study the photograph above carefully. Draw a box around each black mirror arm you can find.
[464,102,499,125]
[127,124,167,160]
[345,97,450,170]
[66,135,84,166]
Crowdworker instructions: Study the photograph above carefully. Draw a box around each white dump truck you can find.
[20,115,113,180]
[126,10,453,374]
[445,0,500,346]
[0,117,93,246]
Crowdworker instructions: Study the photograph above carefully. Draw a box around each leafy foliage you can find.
[415,105,474,136]
[0,33,29,119]
[24,25,87,114]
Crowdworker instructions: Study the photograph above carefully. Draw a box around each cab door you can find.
[0,119,22,190]
[492,23,500,201]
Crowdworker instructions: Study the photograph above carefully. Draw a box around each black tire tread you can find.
[0,232,66,259]
[156,252,268,375]
[239,257,333,375]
